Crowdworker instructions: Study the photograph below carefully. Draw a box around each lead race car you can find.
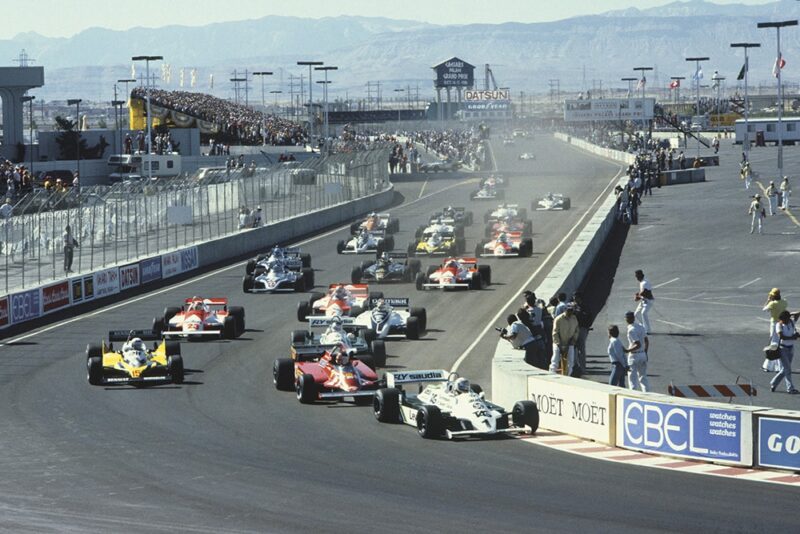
[372,370,539,439]
[337,228,394,255]
[153,297,245,339]
[535,192,571,211]
[349,212,399,235]
[296,283,383,322]
[476,231,533,258]
[351,297,427,340]
[351,252,421,284]
[479,174,509,188]
[242,256,314,293]
[86,329,184,386]
[518,153,535,160]
[273,343,381,405]
[469,183,504,201]
[245,246,311,275]
[415,257,491,290]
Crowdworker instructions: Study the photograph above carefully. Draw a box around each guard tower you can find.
[0,66,45,159]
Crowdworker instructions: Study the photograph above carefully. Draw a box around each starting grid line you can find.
[517,430,800,487]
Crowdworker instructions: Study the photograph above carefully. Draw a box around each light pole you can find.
[757,19,797,177]
[633,66,653,141]
[670,76,685,106]
[117,78,136,130]
[686,56,709,159]
[67,99,82,179]
[394,88,405,122]
[112,98,126,155]
[621,77,637,97]
[21,95,35,177]
[270,90,282,117]
[316,80,332,139]
[298,61,323,145]
[712,74,725,131]
[253,71,273,108]
[315,66,337,140]
[131,55,163,181]
[730,42,760,161]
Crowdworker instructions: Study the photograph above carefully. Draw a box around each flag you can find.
[636,76,646,91]
[669,79,680,90]
[692,67,703,81]
[737,60,747,81]
[179,68,185,88]
[773,54,786,78]
[209,74,214,89]
[191,68,197,88]
[711,71,720,90]
[131,63,136,80]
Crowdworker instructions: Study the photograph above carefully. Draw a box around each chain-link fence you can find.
[0,148,391,295]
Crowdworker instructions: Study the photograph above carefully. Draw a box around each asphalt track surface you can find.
[0,135,797,533]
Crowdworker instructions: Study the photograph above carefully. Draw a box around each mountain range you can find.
[7,1,800,102]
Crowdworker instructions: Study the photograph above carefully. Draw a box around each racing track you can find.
[0,135,796,533]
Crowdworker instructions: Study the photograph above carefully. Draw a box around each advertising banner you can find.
[140,257,162,284]
[42,281,71,313]
[10,288,41,324]
[617,396,750,465]
[94,267,120,298]
[162,251,182,279]
[0,296,9,328]
[433,57,475,88]
[463,101,510,112]
[564,98,655,122]
[180,246,198,273]
[464,89,510,101]
[758,415,800,471]
[119,264,140,291]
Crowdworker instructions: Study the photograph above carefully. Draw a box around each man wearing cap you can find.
[748,194,765,235]
[549,304,579,375]
[624,311,650,392]
[765,181,778,216]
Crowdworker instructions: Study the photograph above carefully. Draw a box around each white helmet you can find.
[329,315,343,332]
[455,377,470,394]
[131,337,145,351]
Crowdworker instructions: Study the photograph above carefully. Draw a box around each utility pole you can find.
[731,42,761,161]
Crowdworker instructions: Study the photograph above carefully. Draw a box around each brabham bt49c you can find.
[153,297,245,339]
[429,206,473,227]
[484,203,527,223]
[291,315,387,367]
[86,330,184,386]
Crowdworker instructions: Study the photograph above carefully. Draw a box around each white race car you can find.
[484,203,527,223]
[372,370,539,439]
[535,193,571,211]
[337,230,395,255]
[242,260,314,293]
[519,153,535,160]
[469,184,504,201]
[351,297,427,340]
[245,246,311,275]
[350,212,400,235]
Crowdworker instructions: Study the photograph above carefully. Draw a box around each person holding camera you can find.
[499,313,540,369]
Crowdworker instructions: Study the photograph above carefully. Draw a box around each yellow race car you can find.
[86,330,184,386]
[407,228,465,257]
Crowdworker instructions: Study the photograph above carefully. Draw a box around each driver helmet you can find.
[430,231,442,244]
[375,298,390,313]
[445,259,459,270]
[333,285,349,300]
[498,232,509,243]
[329,315,344,333]
[331,345,350,365]
[380,251,391,263]
[455,377,470,394]
[444,205,454,215]
[270,246,284,259]
[130,337,145,352]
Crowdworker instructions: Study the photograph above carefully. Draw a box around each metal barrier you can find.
[0,148,391,295]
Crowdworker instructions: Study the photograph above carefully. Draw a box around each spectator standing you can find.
[748,194,765,235]
[549,304,579,375]
[63,224,78,273]
[765,181,778,216]
[763,288,788,372]
[607,325,627,387]
[780,176,791,210]
[553,292,568,318]
[0,198,13,218]
[252,206,263,228]
[572,292,592,377]
[72,172,79,190]
[678,151,685,170]
[634,269,654,334]
[771,310,799,394]
[500,313,540,369]
[623,311,650,392]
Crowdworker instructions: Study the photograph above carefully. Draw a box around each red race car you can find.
[476,231,533,258]
[273,343,381,404]
[415,257,491,290]
[484,216,533,238]
[153,297,245,339]
[296,283,382,321]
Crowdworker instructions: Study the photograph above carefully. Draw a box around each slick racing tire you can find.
[229,306,246,335]
[301,268,314,291]
[359,354,377,372]
[273,358,295,391]
[296,373,317,404]
[223,316,238,339]
[455,237,466,255]
[415,272,426,291]
[416,405,444,439]
[384,235,395,251]
[454,224,465,238]
[351,266,363,284]
[469,272,484,290]
[152,317,165,336]
[512,400,540,434]
[370,340,386,368]
[87,355,103,386]
[336,240,346,254]
[409,307,427,332]
[389,218,400,233]
[296,301,311,322]
[465,211,474,226]
[246,259,257,275]
[563,197,571,210]
[477,265,492,286]
[242,275,255,293]
[407,243,416,257]
[520,238,533,258]
[523,220,533,236]
[168,354,184,384]
[406,317,421,340]
[165,341,181,357]
[374,388,401,423]
[426,265,438,277]
[360,260,375,272]
[475,241,486,258]
[291,330,310,344]
[300,253,312,268]
[408,259,421,276]
[415,225,425,239]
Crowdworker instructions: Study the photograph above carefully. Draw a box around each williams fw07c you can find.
[484,204,527,223]
[337,230,394,255]
[535,193,571,211]
[153,297,245,339]
[292,315,387,367]
[86,330,184,386]
[350,297,427,340]
[429,206,473,227]
[372,370,539,439]
[242,259,314,293]
[415,257,491,290]
[351,253,422,284]
[245,246,311,275]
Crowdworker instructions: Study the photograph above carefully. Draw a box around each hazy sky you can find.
[9,0,777,38]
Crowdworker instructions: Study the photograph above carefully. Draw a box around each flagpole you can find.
[731,42,760,163]
[634,66,653,145]
[686,56,709,161]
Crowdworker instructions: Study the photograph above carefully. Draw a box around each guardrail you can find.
[491,133,800,472]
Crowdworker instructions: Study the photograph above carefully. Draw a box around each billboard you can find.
[119,264,140,291]
[463,101,510,112]
[433,57,475,88]
[758,416,800,471]
[71,275,95,304]
[140,257,162,284]
[0,296,8,328]
[10,288,41,324]
[42,281,71,313]
[564,98,655,122]
[464,89,510,101]
[94,267,121,298]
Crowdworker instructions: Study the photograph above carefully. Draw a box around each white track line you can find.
[654,318,691,330]
[0,178,476,347]
[450,165,624,373]
[738,277,762,289]
[653,277,680,289]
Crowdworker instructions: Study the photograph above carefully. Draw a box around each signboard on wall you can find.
[564,98,655,122]
[464,89,510,101]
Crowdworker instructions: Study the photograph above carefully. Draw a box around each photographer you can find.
[499,313,541,369]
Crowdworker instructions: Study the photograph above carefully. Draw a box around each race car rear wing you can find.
[368,297,410,308]
[308,316,358,328]
[162,329,221,337]
[387,369,448,388]
[108,329,163,342]
[443,256,478,265]
[183,297,228,307]
[386,252,408,260]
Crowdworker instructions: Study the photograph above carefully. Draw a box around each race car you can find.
[484,216,533,238]
[351,252,421,284]
[351,297,427,340]
[349,212,399,235]
[245,246,311,275]
[337,229,394,255]
[292,315,387,367]
[535,192,571,211]
[296,283,381,321]
[475,231,533,258]
[86,329,183,386]
[152,297,245,339]
[484,203,527,223]
[502,138,515,146]
[273,343,381,405]
[519,153,535,160]
[407,227,465,257]
[469,184,504,201]
[414,218,464,239]
[419,160,461,173]
[242,259,314,293]
[372,370,539,439]
[479,175,509,188]
[429,206,473,227]
[415,257,491,290]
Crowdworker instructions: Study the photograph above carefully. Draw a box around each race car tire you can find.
[406,317,421,340]
[478,265,492,287]
[370,340,386,368]
[518,208,527,219]
[389,218,400,233]
[484,225,494,238]
[415,272,426,291]
[469,272,484,290]
[253,267,267,277]
[359,354,377,372]
[374,388,401,423]
[308,292,324,307]
[242,275,255,293]
[296,373,317,404]
[523,220,533,236]
[465,211,474,226]
[291,330,310,344]
[384,236,395,251]
[229,306,246,335]
[407,243,416,257]
[163,306,181,324]
[351,266,362,284]
[354,394,374,406]
[520,238,533,258]
[245,259,257,275]
[368,292,384,307]
[455,237,466,255]
[410,307,427,332]
[376,242,385,256]
[415,225,425,239]
[87,355,103,386]
[336,240,346,254]
[417,405,443,439]
[475,241,486,258]
[168,354,184,384]
[360,260,375,271]
[363,328,377,345]
[301,268,314,291]
[296,301,311,322]
[165,341,181,357]
[223,316,238,339]
[87,342,103,360]
[470,383,483,395]
[454,224,465,238]
[484,212,491,223]
[300,253,312,268]
[512,400,540,434]
[349,222,361,235]
[152,317,164,336]
[563,197,571,210]
[273,358,295,391]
